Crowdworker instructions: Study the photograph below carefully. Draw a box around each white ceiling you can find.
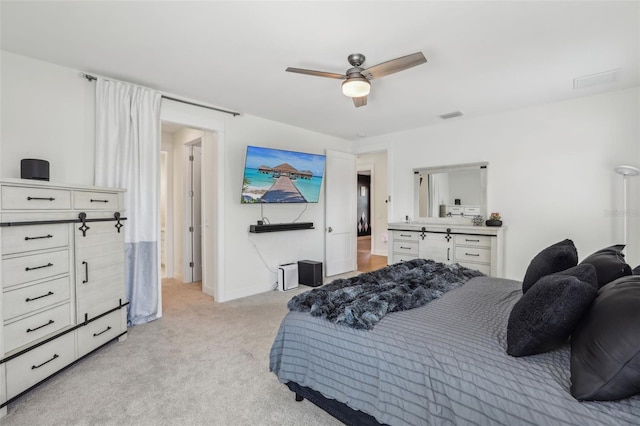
[1,1,638,140]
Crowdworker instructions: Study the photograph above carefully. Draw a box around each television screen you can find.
[241,146,326,204]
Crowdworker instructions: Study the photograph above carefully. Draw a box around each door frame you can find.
[160,99,225,307]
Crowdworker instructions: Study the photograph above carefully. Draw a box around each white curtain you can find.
[95,78,161,326]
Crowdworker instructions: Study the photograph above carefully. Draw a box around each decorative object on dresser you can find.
[485,212,503,227]
[387,222,506,277]
[20,159,50,181]
[0,179,127,417]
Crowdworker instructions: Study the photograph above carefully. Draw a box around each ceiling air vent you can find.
[573,69,620,90]
[439,111,463,120]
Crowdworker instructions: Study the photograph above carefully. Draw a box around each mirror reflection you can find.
[414,162,488,221]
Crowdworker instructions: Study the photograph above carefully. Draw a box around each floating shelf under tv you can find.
[249,222,314,233]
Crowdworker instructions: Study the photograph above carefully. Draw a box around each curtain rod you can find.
[81,73,240,117]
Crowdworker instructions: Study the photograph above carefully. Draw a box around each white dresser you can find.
[0,179,127,416]
[388,222,506,277]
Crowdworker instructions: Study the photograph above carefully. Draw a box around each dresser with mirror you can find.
[388,162,506,277]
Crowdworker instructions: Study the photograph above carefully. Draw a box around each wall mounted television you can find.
[241,145,326,204]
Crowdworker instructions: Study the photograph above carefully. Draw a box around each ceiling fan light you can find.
[342,78,370,97]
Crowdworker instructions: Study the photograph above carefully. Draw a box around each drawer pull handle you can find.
[400,246,412,250]
[26,291,54,302]
[465,252,481,257]
[93,326,112,337]
[400,234,411,237]
[447,247,450,261]
[27,196,55,201]
[465,239,480,242]
[32,354,59,370]
[90,199,109,203]
[27,319,55,333]
[25,234,53,241]
[25,262,53,271]
[82,261,89,283]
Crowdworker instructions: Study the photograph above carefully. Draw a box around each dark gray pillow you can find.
[507,274,597,357]
[579,244,631,288]
[556,263,598,290]
[570,275,640,401]
[522,239,578,293]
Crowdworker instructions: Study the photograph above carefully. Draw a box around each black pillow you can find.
[522,239,578,293]
[570,275,640,401]
[556,263,598,290]
[579,244,631,288]
[507,274,597,357]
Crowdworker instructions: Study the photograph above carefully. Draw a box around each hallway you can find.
[357,235,387,272]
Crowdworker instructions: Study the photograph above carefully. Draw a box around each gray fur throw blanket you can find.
[287,258,484,330]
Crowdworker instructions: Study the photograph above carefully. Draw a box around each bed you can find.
[269,270,640,425]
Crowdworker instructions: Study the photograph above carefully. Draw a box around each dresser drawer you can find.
[1,186,71,210]
[393,254,418,263]
[2,223,69,255]
[4,302,72,352]
[454,235,492,248]
[3,276,71,321]
[393,241,418,255]
[77,309,124,357]
[463,207,481,216]
[445,206,464,216]
[2,249,70,288]
[73,191,120,210]
[6,332,75,399]
[454,246,491,264]
[457,261,491,276]
[393,231,419,242]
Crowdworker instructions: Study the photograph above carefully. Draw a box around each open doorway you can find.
[356,151,389,272]
[159,121,211,317]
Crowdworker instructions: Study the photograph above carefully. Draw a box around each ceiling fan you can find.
[286,52,427,108]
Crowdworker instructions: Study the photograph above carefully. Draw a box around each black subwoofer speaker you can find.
[21,159,50,181]
[298,260,323,287]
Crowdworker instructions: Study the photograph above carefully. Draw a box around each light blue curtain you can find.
[94,78,161,326]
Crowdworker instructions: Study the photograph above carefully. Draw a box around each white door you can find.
[183,142,203,283]
[325,150,357,276]
[192,145,203,282]
[419,233,453,263]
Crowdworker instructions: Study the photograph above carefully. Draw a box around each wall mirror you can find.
[414,162,488,223]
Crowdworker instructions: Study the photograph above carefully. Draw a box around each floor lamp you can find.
[614,164,640,246]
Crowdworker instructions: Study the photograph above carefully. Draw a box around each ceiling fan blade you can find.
[352,95,367,108]
[361,52,427,80]
[285,67,346,80]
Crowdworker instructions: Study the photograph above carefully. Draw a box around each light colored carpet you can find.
[2,276,361,425]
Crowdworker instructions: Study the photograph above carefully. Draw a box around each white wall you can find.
[1,51,95,184]
[356,151,388,256]
[2,51,353,303]
[355,87,640,280]
[221,115,349,300]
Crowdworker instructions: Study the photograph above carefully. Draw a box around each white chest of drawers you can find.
[388,222,506,277]
[0,179,127,416]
